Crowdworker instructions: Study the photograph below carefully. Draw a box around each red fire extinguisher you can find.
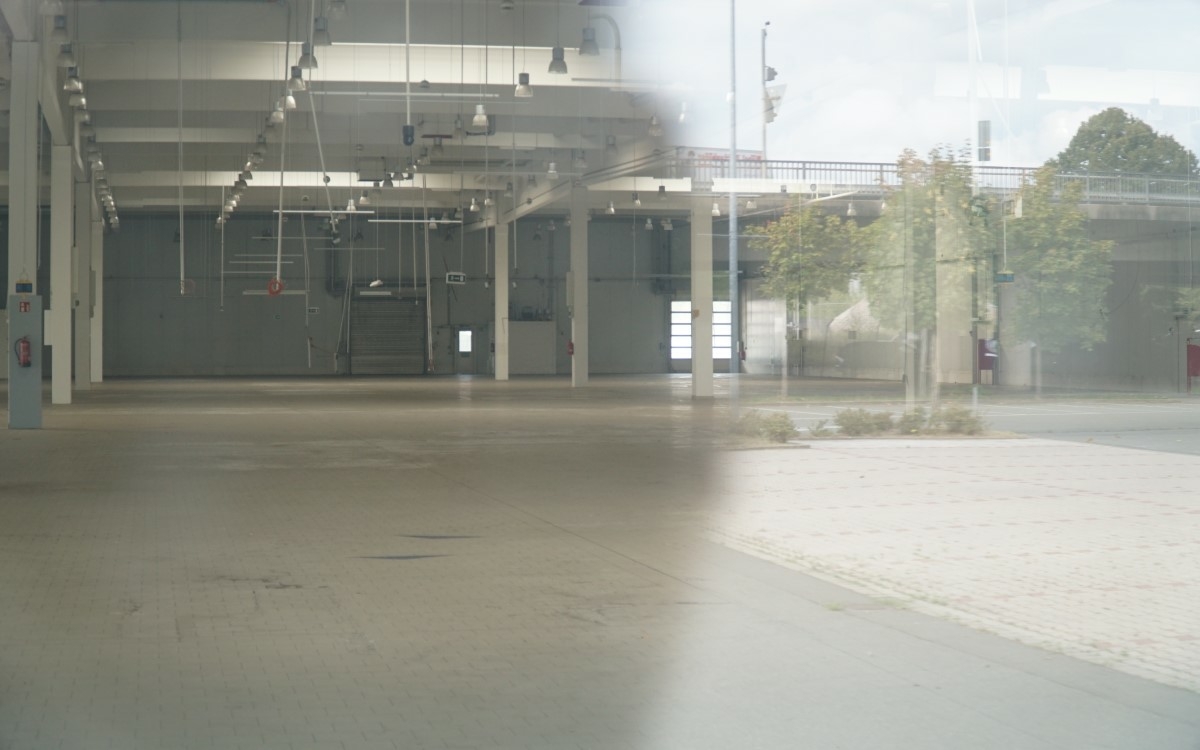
[567,341,574,357]
[15,336,32,368]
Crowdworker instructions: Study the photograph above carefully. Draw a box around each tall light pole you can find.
[729,0,740,412]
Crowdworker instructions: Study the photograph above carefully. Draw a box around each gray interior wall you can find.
[101,212,692,377]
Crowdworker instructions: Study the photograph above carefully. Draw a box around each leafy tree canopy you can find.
[752,205,862,305]
[1048,107,1197,176]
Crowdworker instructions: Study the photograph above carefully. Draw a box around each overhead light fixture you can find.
[327,0,347,19]
[645,217,654,231]
[369,278,384,288]
[56,43,75,68]
[515,72,533,98]
[548,46,568,75]
[579,26,599,56]
[712,202,721,217]
[658,185,667,199]
[662,218,673,232]
[847,202,858,217]
[280,93,297,111]
[359,190,371,206]
[79,122,95,138]
[234,177,248,190]
[51,14,68,43]
[431,137,445,157]
[469,197,480,212]
[312,16,332,46]
[453,115,464,139]
[472,104,489,128]
[345,198,356,212]
[67,92,87,109]
[428,216,438,230]
[297,41,318,70]
[483,194,494,207]
[648,114,663,138]
[269,105,285,124]
[633,192,641,207]
[573,150,587,170]
[383,173,395,188]
[527,174,537,189]
[547,161,558,180]
[287,66,306,92]
[745,198,757,210]
[63,66,83,93]
[504,182,514,198]
[606,201,616,215]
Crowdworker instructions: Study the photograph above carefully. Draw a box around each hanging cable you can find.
[177,0,186,295]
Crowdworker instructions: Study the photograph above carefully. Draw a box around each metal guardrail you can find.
[673,157,1200,206]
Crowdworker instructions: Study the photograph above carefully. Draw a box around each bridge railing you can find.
[672,156,1200,206]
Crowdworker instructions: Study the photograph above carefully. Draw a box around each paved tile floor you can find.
[1,377,1198,750]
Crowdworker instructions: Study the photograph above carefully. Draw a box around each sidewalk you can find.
[711,437,1200,692]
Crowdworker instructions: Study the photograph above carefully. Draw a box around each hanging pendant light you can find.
[472,104,489,128]
[50,14,68,42]
[56,43,75,68]
[312,16,332,46]
[548,46,568,75]
[431,137,445,157]
[269,105,285,124]
[469,197,480,212]
[483,193,494,208]
[711,202,721,217]
[345,197,357,212]
[645,217,654,231]
[287,66,306,92]
[358,190,371,207]
[68,92,87,109]
[297,41,318,70]
[579,26,599,56]
[648,114,664,138]
[280,93,297,111]
[514,72,533,98]
[633,192,641,207]
[606,201,616,215]
[63,66,83,93]
[547,161,558,180]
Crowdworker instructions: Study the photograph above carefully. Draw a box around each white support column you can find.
[494,223,510,381]
[91,218,104,383]
[73,181,92,391]
[6,41,40,382]
[691,196,714,399]
[51,145,74,405]
[569,187,589,387]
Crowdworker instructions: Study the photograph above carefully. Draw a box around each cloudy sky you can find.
[621,0,1200,168]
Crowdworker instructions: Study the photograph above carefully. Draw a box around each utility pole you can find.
[761,22,771,179]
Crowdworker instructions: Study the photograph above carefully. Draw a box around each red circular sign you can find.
[267,278,285,296]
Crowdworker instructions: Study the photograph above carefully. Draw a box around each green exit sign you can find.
[995,272,1015,283]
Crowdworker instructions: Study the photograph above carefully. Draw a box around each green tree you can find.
[1048,107,1197,176]
[862,148,992,333]
[753,204,862,305]
[1006,166,1114,354]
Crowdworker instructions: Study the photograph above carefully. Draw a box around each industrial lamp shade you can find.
[548,46,568,75]
[514,72,533,98]
[56,43,75,68]
[297,42,318,70]
[472,104,489,128]
[579,26,599,56]
[312,16,332,46]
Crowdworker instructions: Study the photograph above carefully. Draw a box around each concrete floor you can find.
[2,376,1199,749]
